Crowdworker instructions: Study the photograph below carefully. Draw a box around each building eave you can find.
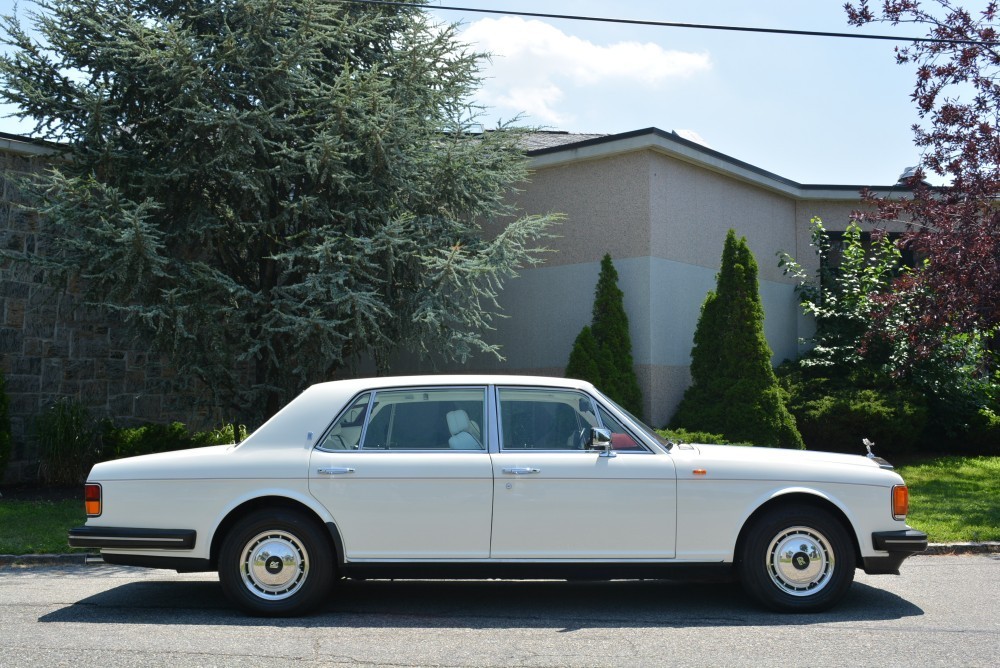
[0,131,58,158]
[527,127,908,202]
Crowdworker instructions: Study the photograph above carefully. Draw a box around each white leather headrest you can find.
[446,409,471,435]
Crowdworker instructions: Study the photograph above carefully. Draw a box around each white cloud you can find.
[461,17,711,125]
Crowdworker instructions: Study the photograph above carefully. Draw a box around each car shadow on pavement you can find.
[38,577,923,628]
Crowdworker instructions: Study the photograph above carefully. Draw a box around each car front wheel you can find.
[218,509,334,616]
[738,506,855,612]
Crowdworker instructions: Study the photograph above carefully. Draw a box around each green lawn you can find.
[896,456,1000,543]
[0,499,86,555]
[0,456,996,555]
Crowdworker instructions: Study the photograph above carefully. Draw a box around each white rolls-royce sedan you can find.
[69,375,927,616]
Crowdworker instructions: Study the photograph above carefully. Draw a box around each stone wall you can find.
[0,145,209,483]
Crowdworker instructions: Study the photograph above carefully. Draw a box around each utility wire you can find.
[342,0,999,46]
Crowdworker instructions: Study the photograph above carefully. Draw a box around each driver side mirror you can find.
[586,428,616,457]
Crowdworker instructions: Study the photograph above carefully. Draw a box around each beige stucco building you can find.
[444,128,911,427]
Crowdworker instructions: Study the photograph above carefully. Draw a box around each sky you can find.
[0,0,971,186]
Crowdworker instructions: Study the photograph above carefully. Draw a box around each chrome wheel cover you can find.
[766,526,835,596]
[239,530,309,600]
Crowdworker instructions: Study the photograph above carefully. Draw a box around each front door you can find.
[489,387,676,559]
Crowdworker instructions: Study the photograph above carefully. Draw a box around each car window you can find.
[594,390,671,449]
[498,388,599,450]
[359,388,486,451]
[318,392,371,450]
[596,404,649,452]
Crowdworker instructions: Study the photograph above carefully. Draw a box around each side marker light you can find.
[892,485,909,521]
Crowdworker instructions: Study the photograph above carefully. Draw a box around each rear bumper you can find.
[68,526,196,550]
[863,529,929,575]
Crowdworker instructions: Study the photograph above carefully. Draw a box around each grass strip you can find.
[896,456,1000,543]
[0,499,86,555]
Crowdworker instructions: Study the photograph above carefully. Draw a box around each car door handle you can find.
[502,467,540,475]
[317,467,355,475]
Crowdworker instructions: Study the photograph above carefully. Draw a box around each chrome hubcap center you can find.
[767,527,833,596]
[241,531,309,599]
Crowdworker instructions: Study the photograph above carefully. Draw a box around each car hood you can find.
[691,443,882,467]
[672,443,901,484]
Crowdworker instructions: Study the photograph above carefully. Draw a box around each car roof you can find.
[239,375,602,451]
[310,374,597,393]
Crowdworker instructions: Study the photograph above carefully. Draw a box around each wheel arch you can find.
[208,495,342,570]
[734,491,863,568]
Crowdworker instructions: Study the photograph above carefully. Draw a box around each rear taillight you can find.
[84,483,102,517]
[892,485,909,521]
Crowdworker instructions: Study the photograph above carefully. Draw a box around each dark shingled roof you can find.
[518,131,608,152]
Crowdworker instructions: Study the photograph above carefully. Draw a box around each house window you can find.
[823,231,915,277]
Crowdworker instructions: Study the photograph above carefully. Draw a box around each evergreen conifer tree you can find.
[670,231,804,448]
[565,254,643,416]
[0,0,556,422]
[565,326,604,388]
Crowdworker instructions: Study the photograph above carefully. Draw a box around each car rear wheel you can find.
[738,505,855,612]
[218,509,334,616]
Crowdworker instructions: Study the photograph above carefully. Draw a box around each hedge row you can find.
[32,397,246,485]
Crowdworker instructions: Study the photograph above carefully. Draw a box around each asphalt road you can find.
[0,554,997,667]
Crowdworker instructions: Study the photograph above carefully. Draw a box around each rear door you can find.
[309,387,494,559]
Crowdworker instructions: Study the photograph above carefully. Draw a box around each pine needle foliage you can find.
[670,230,803,448]
[564,326,604,389]
[0,0,556,421]
[565,254,643,416]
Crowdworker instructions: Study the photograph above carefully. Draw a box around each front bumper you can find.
[68,526,196,550]
[863,529,929,575]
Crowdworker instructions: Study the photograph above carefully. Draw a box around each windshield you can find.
[594,390,672,449]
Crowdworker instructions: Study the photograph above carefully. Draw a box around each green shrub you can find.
[102,421,247,459]
[101,421,193,459]
[778,217,999,452]
[590,255,643,416]
[566,254,644,417]
[565,326,604,388]
[658,428,731,445]
[191,423,248,446]
[0,371,11,481]
[964,408,1000,454]
[671,230,803,448]
[778,218,902,376]
[31,397,248,483]
[782,373,929,455]
[35,399,102,485]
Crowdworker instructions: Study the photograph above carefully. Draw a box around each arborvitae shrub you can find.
[565,326,603,387]
[565,254,644,416]
[670,230,804,448]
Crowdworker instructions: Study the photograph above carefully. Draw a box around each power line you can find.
[343,0,1000,47]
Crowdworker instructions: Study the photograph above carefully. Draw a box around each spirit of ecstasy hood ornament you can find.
[863,438,894,469]
[863,438,876,458]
